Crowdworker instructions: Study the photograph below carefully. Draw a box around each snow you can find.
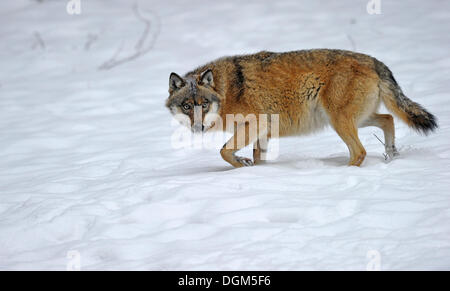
[1,0,450,270]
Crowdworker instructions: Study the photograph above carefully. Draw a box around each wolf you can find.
[166,49,437,168]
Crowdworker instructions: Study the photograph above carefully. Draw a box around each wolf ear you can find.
[200,69,214,87]
[169,72,185,92]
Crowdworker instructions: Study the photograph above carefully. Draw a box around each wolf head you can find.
[166,69,222,133]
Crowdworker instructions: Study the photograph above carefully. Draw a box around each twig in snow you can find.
[32,31,45,50]
[373,133,390,160]
[98,4,160,70]
[346,34,356,51]
[84,33,98,51]
[373,133,385,146]
[133,6,152,51]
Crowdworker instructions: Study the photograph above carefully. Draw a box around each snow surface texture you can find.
[1,0,449,270]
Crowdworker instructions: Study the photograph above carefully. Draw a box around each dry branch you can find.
[98,4,160,70]
[32,31,45,50]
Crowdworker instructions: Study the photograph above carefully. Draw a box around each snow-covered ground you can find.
[1,0,449,270]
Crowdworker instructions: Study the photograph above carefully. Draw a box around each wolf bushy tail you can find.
[374,59,438,135]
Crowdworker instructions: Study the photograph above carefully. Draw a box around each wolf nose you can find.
[193,124,203,132]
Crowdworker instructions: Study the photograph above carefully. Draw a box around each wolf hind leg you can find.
[360,113,399,160]
[331,118,367,166]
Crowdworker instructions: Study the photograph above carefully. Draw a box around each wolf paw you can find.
[235,156,254,167]
[384,146,400,162]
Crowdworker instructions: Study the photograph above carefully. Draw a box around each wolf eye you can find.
[182,104,191,111]
[202,100,209,108]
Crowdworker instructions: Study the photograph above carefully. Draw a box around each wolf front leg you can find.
[253,138,269,165]
[220,121,259,168]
